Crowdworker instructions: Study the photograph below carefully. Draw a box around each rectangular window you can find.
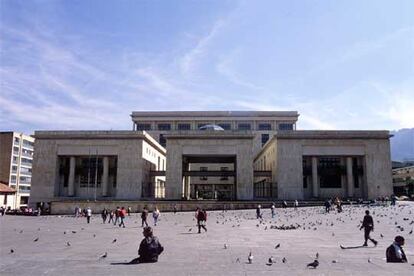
[136,123,151,131]
[261,134,269,146]
[159,134,166,148]
[238,123,251,130]
[157,123,171,131]
[319,157,342,188]
[178,123,191,130]
[217,123,231,130]
[77,157,103,188]
[279,123,294,130]
[258,123,271,130]
[200,167,208,180]
[220,167,228,180]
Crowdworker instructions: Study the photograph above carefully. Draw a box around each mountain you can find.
[390,128,414,162]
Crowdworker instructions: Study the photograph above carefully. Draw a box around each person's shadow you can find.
[111,258,140,265]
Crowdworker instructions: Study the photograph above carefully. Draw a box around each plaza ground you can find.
[1,202,413,276]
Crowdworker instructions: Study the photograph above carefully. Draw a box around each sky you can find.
[0,0,413,134]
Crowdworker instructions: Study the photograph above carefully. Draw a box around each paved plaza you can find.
[1,202,413,276]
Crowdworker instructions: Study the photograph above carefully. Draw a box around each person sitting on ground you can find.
[386,236,408,263]
[129,226,164,264]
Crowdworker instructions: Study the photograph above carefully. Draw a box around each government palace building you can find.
[29,111,393,211]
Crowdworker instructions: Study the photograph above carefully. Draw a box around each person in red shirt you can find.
[119,207,126,228]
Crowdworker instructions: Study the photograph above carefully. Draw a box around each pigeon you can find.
[316,252,319,259]
[368,258,372,263]
[332,260,338,263]
[112,239,117,243]
[19,230,23,233]
[268,256,275,264]
[72,231,77,234]
[236,258,240,263]
[282,257,287,263]
[33,238,39,242]
[66,242,71,246]
[274,243,280,249]
[100,252,107,259]
[64,231,66,235]
[188,228,192,232]
[409,229,413,235]
[307,259,319,268]
[93,234,96,238]
[224,244,228,249]
[380,234,384,238]
[248,252,253,264]
[10,249,14,254]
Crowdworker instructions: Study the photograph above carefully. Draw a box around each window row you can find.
[136,122,294,131]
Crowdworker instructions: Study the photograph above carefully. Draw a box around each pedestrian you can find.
[391,195,397,206]
[152,207,160,226]
[114,206,120,226]
[74,206,79,217]
[386,236,408,263]
[256,205,262,219]
[86,207,92,224]
[108,209,115,224]
[0,206,5,216]
[294,200,299,210]
[119,207,126,228]
[196,208,207,233]
[270,203,275,218]
[127,206,132,216]
[282,201,288,208]
[324,200,331,213]
[360,210,378,247]
[141,207,149,227]
[129,226,164,264]
[173,204,177,214]
[101,208,108,223]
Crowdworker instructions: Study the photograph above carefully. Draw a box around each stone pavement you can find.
[1,202,413,276]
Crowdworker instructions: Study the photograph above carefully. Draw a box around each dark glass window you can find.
[279,123,294,130]
[261,134,269,146]
[319,157,342,188]
[238,123,251,130]
[220,167,228,180]
[136,124,151,131]
[254,180,272,198]
[178,123,191,130]
[159,134,166,148]
[200,167,207,180]
[217,123,231,130]
[258,123,271,130]
[158,123,171,130]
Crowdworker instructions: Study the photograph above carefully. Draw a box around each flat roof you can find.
[131,110,299,118]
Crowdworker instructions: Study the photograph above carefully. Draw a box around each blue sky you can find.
[1,0,413,134]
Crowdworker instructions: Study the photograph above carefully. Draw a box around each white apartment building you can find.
[0,132,34,208]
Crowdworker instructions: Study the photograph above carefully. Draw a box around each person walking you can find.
[196,208,207,233]
[101,208,108,224]
[108,209,115,224]
[282,201,288,208]
[141,207,149,227]
[114,207,120,226]
[294,200,299,210]
[324,200,331,213]
[360,210,378,246]
[270,203,275,218]
[152,207,160,226]
[256,205,262,219]
[86,207,92,224]
[386,236,408,263]
[119,207,126,228]
[173,204,177,214]
[129,227,164,264]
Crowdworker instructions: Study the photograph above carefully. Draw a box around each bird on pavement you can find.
[66,242,71,246]
[224,244,228,249]
[100,252,107,259]
[248,252,253,264]
[33,238,39,242]
[307,259,319,268]
[10,249,14,254]
[112,239,117,243]
[274,243,280,249]
[282,257,287,263]
[316,252,319,259]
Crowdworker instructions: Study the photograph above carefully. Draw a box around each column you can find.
[68,156,75,196]
[311,157,319,198]
[346,157,354,198]
[102,156,109,197]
